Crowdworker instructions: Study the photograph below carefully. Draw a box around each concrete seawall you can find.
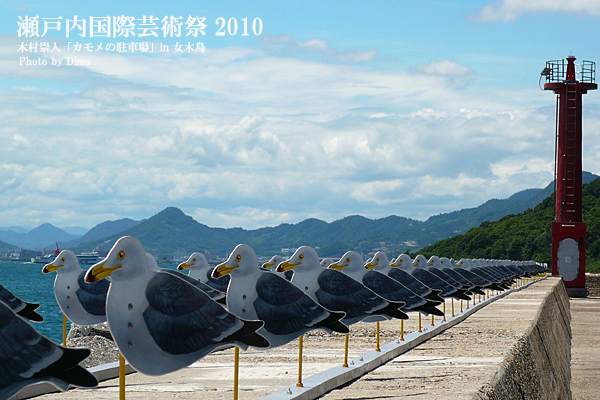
[320,277,573,400]
[473,277,571,400]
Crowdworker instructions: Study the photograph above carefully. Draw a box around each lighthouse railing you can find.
[581,60,596,84]
[543,59,595,84]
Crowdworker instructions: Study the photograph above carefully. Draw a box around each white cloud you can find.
[474,0,600,21]
[410,60,474,77]
[1,35,598,230]
[259,34,378,63]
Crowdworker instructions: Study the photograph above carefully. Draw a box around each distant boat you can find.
[31,252,103,265]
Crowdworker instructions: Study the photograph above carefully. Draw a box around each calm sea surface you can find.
[0,260,177,343]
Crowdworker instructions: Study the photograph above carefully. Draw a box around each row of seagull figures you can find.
[36,236,544,381]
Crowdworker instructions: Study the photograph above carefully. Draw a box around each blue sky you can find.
[1,0,600,231]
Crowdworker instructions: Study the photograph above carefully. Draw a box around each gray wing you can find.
[162,269,225,301]
[143,272,244,355]
[315,269,387,319]
[363,271,426,309]
[387,269,431,297]
[0,302,97,398]
[75,271,109,316]
[0,283,43,322]
[0,283,26,313]
[254,273,328,335]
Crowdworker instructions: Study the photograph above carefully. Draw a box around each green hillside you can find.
[420,171,597,242]
[415,177,600,273]
[0,239,18,254]
[75,208,423,257]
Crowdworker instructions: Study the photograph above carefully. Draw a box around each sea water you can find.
[0,260,177,344]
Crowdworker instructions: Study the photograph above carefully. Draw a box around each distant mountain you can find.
[74,207,424,257]
[62,226,89,236]
[59,218,141,249]
[0,223,80,250]
[420,171,599,244]
[0,226,28,234]
[75,207,245,256]
[38,171,600,259]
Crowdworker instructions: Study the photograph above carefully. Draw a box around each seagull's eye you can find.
[118,251,125,260]
[376,257,379,262]
[236,254,241,262]
[61,257,65,262]
[346,258,350,263]
[192,258,196,262]
[299,254,304,260]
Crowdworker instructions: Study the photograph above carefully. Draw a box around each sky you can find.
[1,0,600,231]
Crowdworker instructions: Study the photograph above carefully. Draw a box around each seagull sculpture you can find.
[0,301,97,399]
[85,236,269,375]
[42,249,109,325]
[330,251,443,316]
[177,252,229,294]
[213,244,349,348]
[278,246,408,325]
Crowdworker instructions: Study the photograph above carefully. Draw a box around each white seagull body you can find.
[178,252,229,294]
[42,250,109,325]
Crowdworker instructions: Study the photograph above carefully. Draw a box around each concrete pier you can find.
[14,276,600,400]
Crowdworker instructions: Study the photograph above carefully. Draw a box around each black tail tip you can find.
[422,306,445,317]
[19,310,44,322]
[319,311,349,333]
[327,320,350,334]
[242,332,270,348]
[52,365,98,388]
[229,320,270,348]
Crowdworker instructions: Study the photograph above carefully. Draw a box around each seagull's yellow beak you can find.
[364,261,376,270]
[85,261,121,283]
[428,262,433,267]
[276,260,298,272]
[262,261,275,270]
[178,262,191,271]
[328,261,345,271]
[213,262,238,278]
[42,261,62,274]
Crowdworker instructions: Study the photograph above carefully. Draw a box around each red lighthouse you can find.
[543,56,596,297]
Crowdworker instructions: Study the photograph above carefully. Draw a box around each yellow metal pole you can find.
[451,299,454,317]
[442,301,446,322]
[431,315,434,326]
[119,353,125,400]
[460,300,463,313]
[466,300,469,310]
[400,320,404,341]
[418,313,422,332]
[375,322,381,352]
[62,314,67,346]
[297,336,304,387]
[343,334,349,367]
[234,346,240,400]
